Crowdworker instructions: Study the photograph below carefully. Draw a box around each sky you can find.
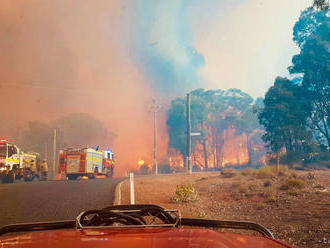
[0,0,312,174]
[125,0,311,97]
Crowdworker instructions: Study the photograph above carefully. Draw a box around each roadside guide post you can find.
[52,129,57,180]
[129,172,135,204]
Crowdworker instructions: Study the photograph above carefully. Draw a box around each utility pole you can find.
[186,93,192,174]
[151,97,161,175]
[45,142,48,160]
[52,129,57,180]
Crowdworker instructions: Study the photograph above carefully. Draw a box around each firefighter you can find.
[40,159,48,181]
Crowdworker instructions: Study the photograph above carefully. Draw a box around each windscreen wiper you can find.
[0,220,75,236]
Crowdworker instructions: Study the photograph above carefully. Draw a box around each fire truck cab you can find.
[0,139,49,183]
[0,139,23,183]
[58,148,114,180]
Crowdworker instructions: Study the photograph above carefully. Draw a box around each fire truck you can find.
[22,152,48,181]
[0,139,48,183]
[58,147,115,180]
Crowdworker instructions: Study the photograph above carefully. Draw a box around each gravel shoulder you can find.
[119,170,330,248]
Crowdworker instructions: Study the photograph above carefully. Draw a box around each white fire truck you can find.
[0,139,48,183]
[58,147,115,180]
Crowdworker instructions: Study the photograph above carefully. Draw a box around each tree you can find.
[290,6,330,147]
[21,121,65,159]
[292,7,328,47]
[166,98,187,160]
[166,92,209,167]
[313,0,329,10]
[167,88,262,169]
[53,113,115,148]
[205,89,256,167]
[258,77,313,163]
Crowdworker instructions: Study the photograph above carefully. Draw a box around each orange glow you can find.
[137,160,145,166]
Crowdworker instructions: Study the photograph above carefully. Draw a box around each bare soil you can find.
[120,170,330,248]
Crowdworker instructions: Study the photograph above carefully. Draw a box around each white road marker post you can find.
[129,172,135,204]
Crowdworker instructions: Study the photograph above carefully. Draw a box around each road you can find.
[0,178,123,227]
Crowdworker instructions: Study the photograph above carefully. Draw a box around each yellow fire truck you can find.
[0,139,48,183]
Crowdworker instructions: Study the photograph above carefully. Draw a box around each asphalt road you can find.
[0,178,123,227]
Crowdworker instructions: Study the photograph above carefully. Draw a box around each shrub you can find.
[172,183,198,203]
[280,179,305,191]
[264,180,271,187]
[256,165,288,178]
[256,166,274,179]
[287,179,305,189]
[222,169,240,178]
[241,168,256,176]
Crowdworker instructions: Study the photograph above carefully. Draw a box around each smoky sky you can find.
[125,0,311,97]
[124,0,205,96]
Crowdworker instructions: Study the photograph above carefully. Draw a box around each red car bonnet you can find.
[0,227,295,248]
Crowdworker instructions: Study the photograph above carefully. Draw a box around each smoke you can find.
[189,0,311,97]
[124,0,205,95]
[0,0,312,175]
[0,0,155,176]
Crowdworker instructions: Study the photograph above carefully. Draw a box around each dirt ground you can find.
[119,169,330,248]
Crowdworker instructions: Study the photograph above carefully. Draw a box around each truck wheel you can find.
[93,168,99,179]
[1,175,7,184]
[68,174,78,180]
[106,169,113,178]
[5,172,15,184]
[24,170,33,181]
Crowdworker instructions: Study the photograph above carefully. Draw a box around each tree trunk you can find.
[246,135,252,166]
[276,152,280,174]
[322,118,330,147]
[202,138,208,170]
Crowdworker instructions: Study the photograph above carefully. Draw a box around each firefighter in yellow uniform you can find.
[40,159,48,181]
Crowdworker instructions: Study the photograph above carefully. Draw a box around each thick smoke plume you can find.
[0,0,156,175]
[124,0,205,96]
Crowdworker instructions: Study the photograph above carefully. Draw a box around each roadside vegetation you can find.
[120,168,330,248]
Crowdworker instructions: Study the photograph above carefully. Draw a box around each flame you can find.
[137,160,145,166]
